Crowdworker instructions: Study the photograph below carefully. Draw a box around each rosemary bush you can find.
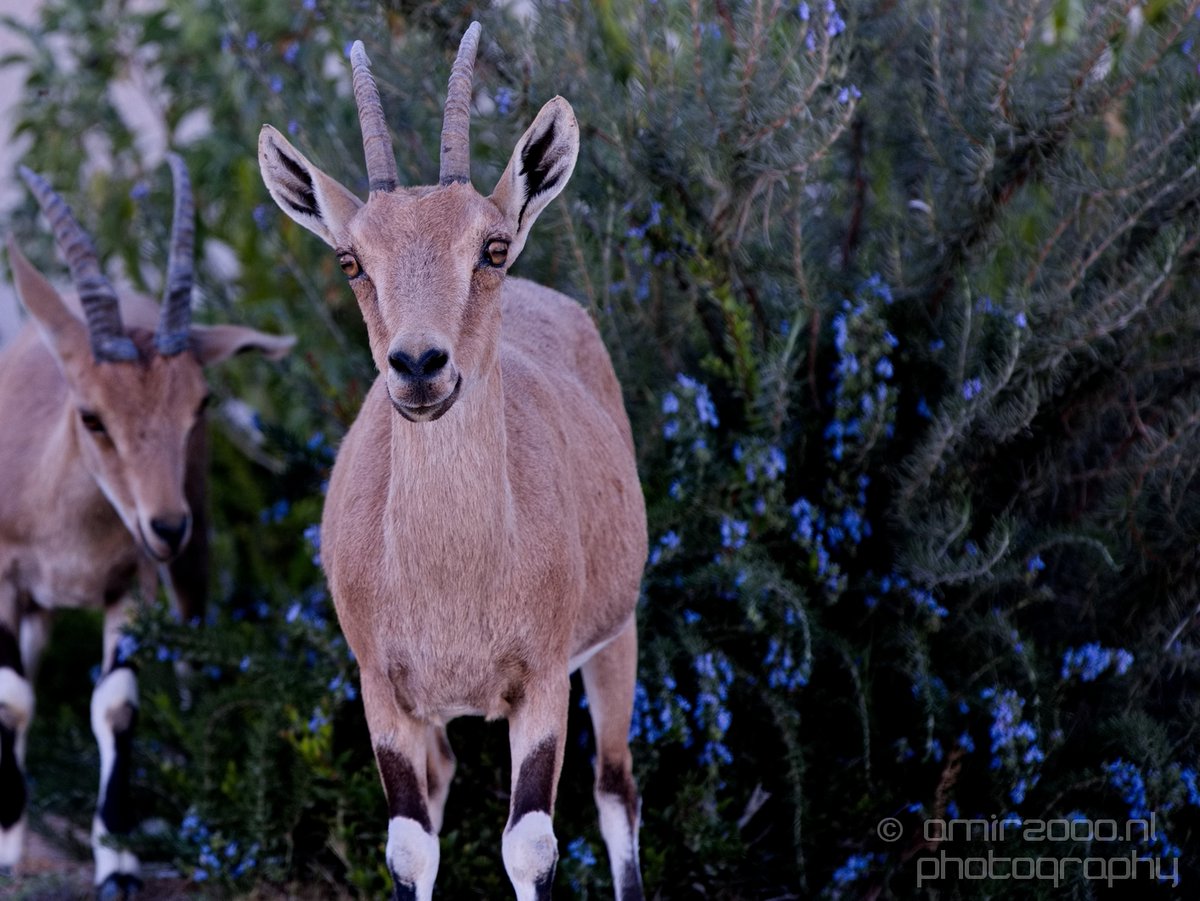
[6,0,1200,897]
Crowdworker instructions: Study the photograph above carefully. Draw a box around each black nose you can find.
[150,515,190,553]
[388,347,450,379]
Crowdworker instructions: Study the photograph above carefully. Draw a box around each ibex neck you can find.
[383,365,514,572]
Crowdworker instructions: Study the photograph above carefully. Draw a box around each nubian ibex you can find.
[258,23,648,901]
[0,156,293,897]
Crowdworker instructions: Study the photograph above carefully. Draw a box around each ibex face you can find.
[259,25,578,422]
[9,158,293,561]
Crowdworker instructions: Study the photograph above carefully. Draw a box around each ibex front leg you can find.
[0,585,34,871]
[361,669,440,901]
[503,675,569,901]
[92,596,141,898]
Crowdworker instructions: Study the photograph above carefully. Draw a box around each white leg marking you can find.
[386,816,439,899]
[0,667,34,763]
[90,668,138,796]
[597,790,641,897]
[90,668,139,883]
[92,817,140,885]
[0,816,25,868]
[502,811,557,901]
[0,667,34,870]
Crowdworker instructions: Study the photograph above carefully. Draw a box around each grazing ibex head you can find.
[258,23,578,421]
[8,156,294,561]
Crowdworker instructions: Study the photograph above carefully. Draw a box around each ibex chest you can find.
[0,493,139,610]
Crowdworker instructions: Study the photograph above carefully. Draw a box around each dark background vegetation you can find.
[4,0,1200,897]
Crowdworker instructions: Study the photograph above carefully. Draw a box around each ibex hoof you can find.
[96,872,142,901]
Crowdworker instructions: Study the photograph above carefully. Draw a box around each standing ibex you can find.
[0,156,293,897]
[258,23,647,901]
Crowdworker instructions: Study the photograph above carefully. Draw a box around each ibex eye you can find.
[338,252,362,279]
[79,411,106,434]
[485,239,509,268]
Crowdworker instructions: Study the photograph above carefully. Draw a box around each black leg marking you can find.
[391,881,417,901]
[0,626,20,676]
[598,759,639,824]
[534,865,556,900]
[376,746,431,832]
[99,708,138,835]
[511,736,557,822]
[620,858,645,901]
[0,723,25,829]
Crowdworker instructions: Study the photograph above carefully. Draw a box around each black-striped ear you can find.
[490,97,579,264]
[258,125,363,247]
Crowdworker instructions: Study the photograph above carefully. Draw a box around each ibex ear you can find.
[258,125,363,247]
[490,97,579,264]
[190,324,296,366]
[6,236,90,369]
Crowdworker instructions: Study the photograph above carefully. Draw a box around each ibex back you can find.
[258,23,648,901]
[0,157,293,897]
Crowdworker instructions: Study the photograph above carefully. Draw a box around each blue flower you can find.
[495,87,513,117]
[962,377,983,400]
[566,837,596,868]
[1027,554,1045,573]
[832,853,874,887]
[1061,643,1134,682]
[720,517,749,550]
[661,391,679,415]
[1014,311,1028,329]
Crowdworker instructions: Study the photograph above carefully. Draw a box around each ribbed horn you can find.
[18,166,137,362]
[439,21,481,186]
[350,40,399,193]
[156,153,194,356]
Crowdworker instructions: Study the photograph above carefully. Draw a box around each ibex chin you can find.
[0,156,293,897]
[258,23,648,901]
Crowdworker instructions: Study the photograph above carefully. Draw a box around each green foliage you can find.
[9,0,1200,898]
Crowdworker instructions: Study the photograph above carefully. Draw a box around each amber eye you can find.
[80,411,106,434]
[484,239,509,268]
[338,252,362,279]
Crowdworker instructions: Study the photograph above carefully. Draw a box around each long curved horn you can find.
[350,40,399,194]
[439,21,481,186]
[156,153,194,356]
[18,166,137,362]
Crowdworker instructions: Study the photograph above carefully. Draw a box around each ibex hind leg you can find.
[0,588,33,873]
[580,618,644,901]
[425,724,456,835]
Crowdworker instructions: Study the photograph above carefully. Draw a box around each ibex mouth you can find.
[392,375,462,423]
[136,523,179,563]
